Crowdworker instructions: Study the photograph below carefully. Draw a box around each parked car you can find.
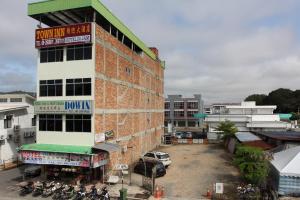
[185,132,193,139]
[134,159,166,178]
[24,165,41,177]
[143,151,172,167]
[175,132,184,139]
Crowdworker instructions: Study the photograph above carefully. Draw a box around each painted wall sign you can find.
[35,23,92,48]
[34,100,92,114]
[21,151,90,167]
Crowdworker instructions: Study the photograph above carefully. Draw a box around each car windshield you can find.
[157,154,169,159]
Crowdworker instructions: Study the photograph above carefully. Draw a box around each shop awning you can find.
[93,143,121,152]
[19,143,93,155]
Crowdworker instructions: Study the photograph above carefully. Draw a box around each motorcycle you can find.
[52,183,64,200]
[32,181,44,197]
[60,185,75,200]
[99,187,110,200]
[41,181,56,198]
[86,185,98,200]
[19,181,34,196]
[72,184,86,200]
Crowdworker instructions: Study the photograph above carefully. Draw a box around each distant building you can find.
[205,101,291,140]
[165,94,204,129]
[0,94,36,167]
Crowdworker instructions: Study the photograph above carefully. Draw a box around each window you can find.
[4,115,12,129]
[10,98,22,102]
[66,78,91,96]
[187,111,198,117]
[165,102,170,109]
[0,98,7,103]
[174,111,184,117]
[32,115,36,127]
[66,115,91,132]
[40,47,63,63]
[165,111,170,118]
[125,67,131,75]
[174,102,184,109]
[187,102,198,109]
[40,79,62,97]
[67,44,92,61]
[39,115,62,131]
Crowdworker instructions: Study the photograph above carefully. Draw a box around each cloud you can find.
[2,0,300,104]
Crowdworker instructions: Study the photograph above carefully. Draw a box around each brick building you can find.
[19,0,165,181]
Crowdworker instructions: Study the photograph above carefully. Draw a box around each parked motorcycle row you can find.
[19,181,110,200]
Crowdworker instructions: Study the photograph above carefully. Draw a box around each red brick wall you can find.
[94,24,164,169]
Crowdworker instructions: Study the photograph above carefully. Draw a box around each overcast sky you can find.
[2,0,300,104]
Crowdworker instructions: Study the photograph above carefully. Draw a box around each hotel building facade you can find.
[19,0,165,180]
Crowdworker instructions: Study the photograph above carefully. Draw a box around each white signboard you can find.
[34,100,92,114]
[215,183,224,194]
[115,164,129,170]
[95,133,105,143]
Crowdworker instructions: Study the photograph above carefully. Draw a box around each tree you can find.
[290,112,300,121]
[216,120,238,140]
[245,94,267,105]
[234,146,269,185]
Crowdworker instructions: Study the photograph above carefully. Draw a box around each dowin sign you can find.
[35,23,92,48]
[34,100,92,114]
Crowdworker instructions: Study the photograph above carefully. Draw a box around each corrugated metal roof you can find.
[271,146,300,177]
[235,132,261,142]
[93,143,121,152]
[257,131,300,141]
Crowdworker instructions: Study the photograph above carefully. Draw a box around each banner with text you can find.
[34,100,93,114]
[35,23,92,48]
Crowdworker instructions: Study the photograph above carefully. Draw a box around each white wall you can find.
[0,99,36,163]
[36,33,96,146]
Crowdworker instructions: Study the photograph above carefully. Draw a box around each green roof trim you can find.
[28,0,158,61]
[278,113,292,120]
[19,143,93,155]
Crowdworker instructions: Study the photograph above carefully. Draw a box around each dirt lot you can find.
[151,144,241,199]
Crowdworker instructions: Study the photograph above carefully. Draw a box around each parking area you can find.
[140,144,241,199]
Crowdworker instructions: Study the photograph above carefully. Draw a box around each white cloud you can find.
[1,0,300,103]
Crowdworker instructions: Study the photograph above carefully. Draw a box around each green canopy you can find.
[19,143,93,155]
[278,113,292,120]
[193,113,208,119]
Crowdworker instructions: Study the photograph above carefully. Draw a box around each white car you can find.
[143,151,172,167]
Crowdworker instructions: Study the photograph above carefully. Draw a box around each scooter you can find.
[61,185,75,200]
[41,181,56,198]
[86,185,98,200]
[32,181,44,197]
[52,183,64,200]
[19,181,34,196]
[99,187,110,200]
[72,184,86,200]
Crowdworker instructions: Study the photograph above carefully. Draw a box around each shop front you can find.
[19,144,111,183]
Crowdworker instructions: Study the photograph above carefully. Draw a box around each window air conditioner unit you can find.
[14,125,20,132]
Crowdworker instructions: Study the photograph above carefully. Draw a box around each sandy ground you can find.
[131,144,241,199]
